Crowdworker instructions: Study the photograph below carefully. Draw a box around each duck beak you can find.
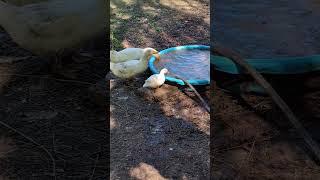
[153,53,160,60]
[152,50,159,54]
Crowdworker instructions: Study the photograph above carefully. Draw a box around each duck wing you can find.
[1,0,47,6]
[145,74,159,82]
[110,59,142,78]
[116,48,144,62]
[145,74,163,85]
[0,0,105,54]
[111,48,144,63]
[22,0,104,37]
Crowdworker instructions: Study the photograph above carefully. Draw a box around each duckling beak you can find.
[152,50,159,54]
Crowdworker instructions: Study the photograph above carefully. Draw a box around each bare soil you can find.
[212,0,320,179]
[110,0,210,179]
[0,27,108,179]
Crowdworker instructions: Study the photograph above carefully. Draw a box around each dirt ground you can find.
[110,0,210,179]
[0,26,108,179]
[212,0,320,179]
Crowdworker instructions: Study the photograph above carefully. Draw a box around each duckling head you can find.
[160,68,169,75]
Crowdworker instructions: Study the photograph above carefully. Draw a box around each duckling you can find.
[0,0,105,73]
[143,68,168,88]
[110,48,159,79]
[110,48,144,63]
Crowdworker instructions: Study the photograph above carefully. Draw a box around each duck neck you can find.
[0,2,18,30]
[160,70,166,75]
[110,50,117,59]
[140,52,152,64]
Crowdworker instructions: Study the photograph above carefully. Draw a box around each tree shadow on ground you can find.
[110,1,210,178]
[0,26,108,178]
[111,0,209,50]
[212,0,320,179]
[110,76,210,179]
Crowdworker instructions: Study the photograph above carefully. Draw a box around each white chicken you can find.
[110,48,145,63]
[110,48,159,79]
[143,68,168,88]
[0,0,106,72]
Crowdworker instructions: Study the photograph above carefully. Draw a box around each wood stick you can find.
[170,73,210,113]
[212,44,320,162]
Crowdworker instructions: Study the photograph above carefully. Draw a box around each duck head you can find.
[143,48,159,60]
[144,48,158,54]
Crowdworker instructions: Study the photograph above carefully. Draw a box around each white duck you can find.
[110,48,145,63]
[0,0,105,57]
[0,0,105,55]
[110,48,159,79]
[2,0,47,6]
[143,68,168,88]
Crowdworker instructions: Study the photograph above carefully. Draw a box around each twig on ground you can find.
[170,73,210,112]
[235,135,257,180]
[214,136,272,154]
[89,154,99,180]
[0,120,56,179]
[0,56,34,63]
[0,73,102,87]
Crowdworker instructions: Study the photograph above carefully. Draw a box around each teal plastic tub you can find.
[211,54,320,74]
[149,45,210,86]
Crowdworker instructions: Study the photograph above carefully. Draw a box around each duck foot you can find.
[122,80,134,87]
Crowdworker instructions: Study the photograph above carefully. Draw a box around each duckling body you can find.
[0,0,105,56]
[110,48,158,79]
[110,48,144,63]
[143,68,168,88]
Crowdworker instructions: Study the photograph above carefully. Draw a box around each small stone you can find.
[24,111,58,120]
[117,96,128,100]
